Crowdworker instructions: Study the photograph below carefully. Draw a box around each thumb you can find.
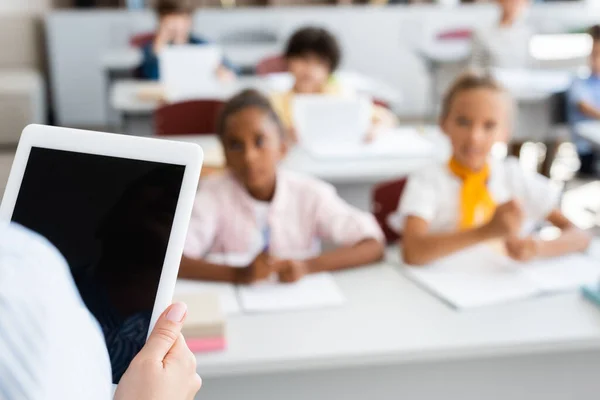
[141,302,187,360]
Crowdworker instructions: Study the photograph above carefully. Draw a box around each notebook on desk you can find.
[177,252,347,314]
[404,245,600,309]
[238,273,346,313]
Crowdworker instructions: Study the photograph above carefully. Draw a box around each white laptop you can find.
[159,44,223,101]
[0,124,203,386]
[293,95,434,159]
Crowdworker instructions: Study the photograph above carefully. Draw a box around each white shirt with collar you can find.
[388,157,560,234]
[0,223,112,400]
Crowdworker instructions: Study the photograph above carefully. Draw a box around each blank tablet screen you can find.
[10,147,185,384]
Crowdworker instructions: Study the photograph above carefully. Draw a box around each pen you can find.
[262,226,270,254]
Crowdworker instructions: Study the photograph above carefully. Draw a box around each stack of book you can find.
[174,292,227,353]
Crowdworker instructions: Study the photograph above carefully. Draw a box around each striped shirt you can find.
[0,223,112,399]
[470,22,533,70]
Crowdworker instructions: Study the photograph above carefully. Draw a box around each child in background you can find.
[270,26,396,143]
[567,25,600,177]
[391,71,590,266]
[140,0,237,81]
[470,0,533,69]
[180,89,384,284]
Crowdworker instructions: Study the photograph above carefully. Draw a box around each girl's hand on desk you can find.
[237,251,276,284]
[276,260,309,283]
[484,200,523,238]
[115,302,202,400]
[505,236,540,262]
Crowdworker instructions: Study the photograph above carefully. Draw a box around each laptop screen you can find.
[10,147,185,384]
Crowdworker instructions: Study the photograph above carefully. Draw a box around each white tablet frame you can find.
[0,124,203,337]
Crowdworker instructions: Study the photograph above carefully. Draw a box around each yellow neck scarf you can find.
[448,157,496,230]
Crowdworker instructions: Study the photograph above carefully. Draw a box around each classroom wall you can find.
[46,2,600,127]
[0,0,51,13]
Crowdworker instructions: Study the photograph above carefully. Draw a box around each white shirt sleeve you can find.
[0,223,112,400]
[387,171,438,233]
[314,182,384,246]
[505,159,561,224]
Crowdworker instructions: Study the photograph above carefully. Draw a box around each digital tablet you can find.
[0,125,203,384]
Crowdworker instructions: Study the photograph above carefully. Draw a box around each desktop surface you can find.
[193,249,600,378]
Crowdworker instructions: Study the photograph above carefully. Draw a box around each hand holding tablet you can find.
[0,125,203,386]
[116,302,202,400]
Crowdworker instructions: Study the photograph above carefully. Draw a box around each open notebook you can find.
[175,253,346,314]
[404,245,600,309]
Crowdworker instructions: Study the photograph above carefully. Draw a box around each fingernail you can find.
[166,302,187,323]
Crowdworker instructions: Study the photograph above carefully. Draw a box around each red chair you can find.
[373,98,390,110]
[154,100,225,136]
[130,32,156,48]
[371,178,408,244]
[436,28,473,41]
[255,55,287,76]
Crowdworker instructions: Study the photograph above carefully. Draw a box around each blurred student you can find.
[391,71,590,266]
[269,26,396,143]
[140,0,237,81]
[470,0,533,69]
[180,90,384,284]
[567,25,600,176]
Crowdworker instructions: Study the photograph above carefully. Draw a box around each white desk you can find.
[102,48,142,72]
[162,129,448,211]
[419,40,472,65]
[491,68,574,143]
[110,72,403,117]
[576,121,600,148]
[110,77,274,115]
[492,68,573,103]
[193,251,600,400]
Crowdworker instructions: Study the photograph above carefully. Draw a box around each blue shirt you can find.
[140,35,238,81]
[567,74,600,154]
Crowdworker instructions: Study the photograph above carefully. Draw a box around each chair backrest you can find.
[130,32,156,48]
[551,90,569,125]
[373,98,390,110]
[436,28,473,41]
[371,178,408,244]
[255,55,287,76]
[154,99,225,136]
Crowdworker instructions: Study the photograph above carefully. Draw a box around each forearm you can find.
[578,102,600,120]
[179,256,239,283]
[306,238,384,274]
[403,225,495,266]
[537,227,592,258]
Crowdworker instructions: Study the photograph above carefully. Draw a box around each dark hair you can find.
[589,25,600,42]
[441,69,511,120]
[284,27,341,72]
[155,0,192,17]
[216,89,284,138]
